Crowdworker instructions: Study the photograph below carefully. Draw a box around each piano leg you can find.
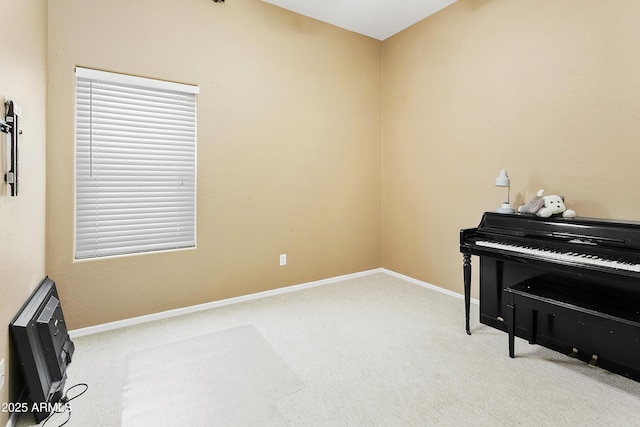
[507,299,515,358]
[463,253,472,335]
[528,310,537,344]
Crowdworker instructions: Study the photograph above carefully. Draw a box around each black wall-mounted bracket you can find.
[2,101,22,196]
[0,117,11,133]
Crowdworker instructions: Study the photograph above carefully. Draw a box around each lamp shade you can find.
[494,168,515,214]
[495,169,510,187]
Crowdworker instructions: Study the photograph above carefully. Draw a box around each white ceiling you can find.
[262,0,458,41]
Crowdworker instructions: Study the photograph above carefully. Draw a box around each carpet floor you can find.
[15,272,640,426]
[122,324,303,426]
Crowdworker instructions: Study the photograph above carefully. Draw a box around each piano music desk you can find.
[505,278,640,378]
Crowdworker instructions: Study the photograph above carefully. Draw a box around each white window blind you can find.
[75,67,198,259]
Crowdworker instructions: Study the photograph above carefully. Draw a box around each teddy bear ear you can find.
[530,197,545,212]
[559,195,565,201]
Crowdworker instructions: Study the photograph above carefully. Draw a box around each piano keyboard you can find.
[476,240,640,273]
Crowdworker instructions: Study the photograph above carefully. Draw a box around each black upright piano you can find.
[460,212,640,381]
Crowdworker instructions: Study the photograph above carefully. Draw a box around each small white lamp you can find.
[495,169,515,214]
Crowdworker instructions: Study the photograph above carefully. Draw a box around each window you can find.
[75,67,198,259]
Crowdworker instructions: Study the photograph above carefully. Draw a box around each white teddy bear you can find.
[518,189,576,218]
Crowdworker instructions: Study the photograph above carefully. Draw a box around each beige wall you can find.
[47,0,383,329]
[382,0,640,296]
[0,0,47,421]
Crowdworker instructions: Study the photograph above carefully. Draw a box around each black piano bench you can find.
[504,278,640,380]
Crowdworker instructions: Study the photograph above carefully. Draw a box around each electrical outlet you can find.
[0,358,4,392]
[279,254,287,266]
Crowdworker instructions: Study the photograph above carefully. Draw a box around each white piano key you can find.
[475,240,640,273]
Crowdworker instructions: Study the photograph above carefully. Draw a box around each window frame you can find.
[74,67,199,260]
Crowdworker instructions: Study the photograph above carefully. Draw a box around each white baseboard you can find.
[381,268,479,305]
[69,267,475,339]
[69,268,385,338]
